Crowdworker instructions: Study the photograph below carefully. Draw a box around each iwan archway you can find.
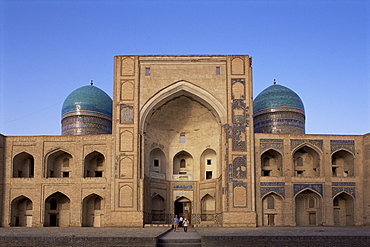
[141,81,226,225]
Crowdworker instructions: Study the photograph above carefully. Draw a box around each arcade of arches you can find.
[0,55,369,228]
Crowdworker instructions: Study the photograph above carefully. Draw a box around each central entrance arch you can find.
[175,197,191,224]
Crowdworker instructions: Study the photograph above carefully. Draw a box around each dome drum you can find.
[254,111,305,134]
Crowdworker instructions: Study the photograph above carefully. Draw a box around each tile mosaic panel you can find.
[294,184,323,196]
[232,124,246,151]
[330,140,355,154]
[332,187,356,198]
[260,187,285,199]
[232,156,247,179]
[260,139,284,153]
[291,139,323,151]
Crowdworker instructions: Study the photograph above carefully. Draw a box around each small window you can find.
[207,159,212,165]
[206,171,212,179]
[154,159,159,167]
[180,159,186,168]
[309,198,315,208]
[63,172,69,177]
[263,170,271,176]
[95,171,103,177]
[180,133,185,143]
[216,67,220,75]
[145,67,151,76]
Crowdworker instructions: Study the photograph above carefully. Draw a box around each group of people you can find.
[172,215,189,232]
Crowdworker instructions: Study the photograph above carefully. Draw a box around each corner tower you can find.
[61,85,112,135]
[253,83,305,134]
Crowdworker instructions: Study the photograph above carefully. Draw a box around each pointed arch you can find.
[201,194,215,221]
[173,150,193,175]
[292,145,321,177]
[12,152,34,178]
[84,151,105,178]
[139,80,226,134]
[82,193,104,227]
[10,196,33,227]
[45,149,73,178]
[295,189,322,226]
[262,192,284,226]
[151,194,166,222]
[333,192,354,226]
[261,149,283,177]
[331,149,354,177]
[44,192,71,227]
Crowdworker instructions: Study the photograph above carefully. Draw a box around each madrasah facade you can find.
[0,55,369,228]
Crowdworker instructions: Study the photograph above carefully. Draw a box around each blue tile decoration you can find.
[330,140,355,154]
[294,184,323,196]
[232,101,247,124]
[291,139,323,151]
[332,187,355,198]
[253,84,305,116]
[332,182,356,186]
[233,181,246,188]
[260,187,285,199]
[62,85,112,118]
[173,185,193,190]
[232,156,247,178]
[260,182,285,198]
[260,139,284,153]
[232,125,246,151]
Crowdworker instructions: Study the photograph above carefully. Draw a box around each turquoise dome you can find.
[62,85,112,117]
[253,84,305,115]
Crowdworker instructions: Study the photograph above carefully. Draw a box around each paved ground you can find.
[0,226,369,237]
[196,226,370,236]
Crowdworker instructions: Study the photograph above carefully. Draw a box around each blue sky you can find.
[0,0,369,136]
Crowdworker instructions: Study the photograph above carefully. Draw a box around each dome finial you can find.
[90,80,94,86]
[273,79,276,85]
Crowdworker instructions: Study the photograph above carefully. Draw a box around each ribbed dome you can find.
[253,84,305,116]
[62,85,112,118]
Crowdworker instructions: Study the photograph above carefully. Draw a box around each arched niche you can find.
[44,192,70,227]
[331,150,354,177]
[200,149,217,180]
[149,148,166,174]
[173,151,193,176]
[201,194,215,221]
[333,192,354,226]
[82,193,104,227]
[10,196,33,227]
[84,151,105,178]
[13,152,34,178]
[45,150,72,178]
[151,194,165,222]
[262,193,284,226]
[293,145,321,177]
[295,189,322,226]
[261,149,282,177]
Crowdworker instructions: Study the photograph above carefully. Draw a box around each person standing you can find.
[183,218,189,232]
[173,215,179,232]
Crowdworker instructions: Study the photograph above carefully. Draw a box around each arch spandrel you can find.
[139,81,227,134]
